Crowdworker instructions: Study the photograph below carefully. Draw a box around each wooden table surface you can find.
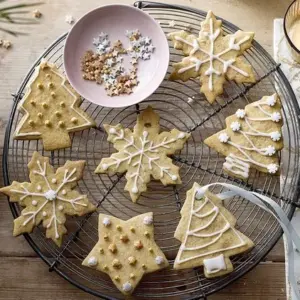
[0,0,292,299]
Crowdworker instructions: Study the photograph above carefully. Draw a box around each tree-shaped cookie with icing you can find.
[83,213,169,295]
[204,94,283,180]
[168,11,256,104]
[174,182,254,277]
[95,106,190,202]
[14,61,96,151]
[0,151,96,246]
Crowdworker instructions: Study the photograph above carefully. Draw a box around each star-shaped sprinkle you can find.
[65,14,75,24]
[168,11,255,104]
[2,40,11,49]
[33,9,42,18]
[0,152,96,246]
[95,106,190,202]
[168,20,176,27]
[82,213,169,295]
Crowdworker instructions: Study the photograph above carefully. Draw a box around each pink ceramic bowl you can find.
[64,4,169,108]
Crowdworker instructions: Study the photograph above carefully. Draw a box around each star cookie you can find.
[168,11,256,104]
[0,151,96,246]
[14,60,96,151]
[95,106,190,202]
[82,213,169,295]
[204,94,283,179]
[174,182,254,277]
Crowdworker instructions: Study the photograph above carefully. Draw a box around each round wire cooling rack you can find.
[3,1,300,299]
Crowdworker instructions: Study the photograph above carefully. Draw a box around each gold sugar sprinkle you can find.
[99,248,104,254]
[114,276,120,281]
[58,121,65,128]
[42,102,48,109]
[30,100,36,106]
[37,113,43,118]
[142,264,147,269]
[108,243,117,254]
[120,234,129,243]
[60,101,65,107]
[130,273,135,279]
[45,120,51,127]
[130,227,135,233]
[104,234,109,241]
[51,92,56,98]
[148,248,153,253]
[144,231,150,238]
[71,117,78,124]
[128,256,137,265]
[103,265,108,271]
[116,225,122,231]
[112,259,122,269]
[46,74,51,79]
[37,83,43,89]
[28,120,34,126]
[134,240,143,250]
[55,111,61,117]
[48,82,54,88]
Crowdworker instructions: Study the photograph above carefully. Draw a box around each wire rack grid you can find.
[2,1,300,299]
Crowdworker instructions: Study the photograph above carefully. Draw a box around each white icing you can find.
[267,164,279,174]
[223,154,250,179]
[236,109,246,119]
[271,112,281,122]
[62,189,67,195]
[58,205,64,211]
[265,145,276,156]
[44,190,57,201]
[122,282,132,292]
[37,185,42,191]
[270,131,281,142]
[177,132,186,139]
[143,215,153,225]
[203,254,227,274]
[266,93,277,106]
[175,191,246,265]
[42,211,47,217]
[51,178,57,184]
[101,129,184,193]
[218,133,229,143]
[155,256,164,265]
[32,200,37,206]
[88,256,98,267]
[103,217,111,227]
[174,18,250,91]
[230,121,240,132]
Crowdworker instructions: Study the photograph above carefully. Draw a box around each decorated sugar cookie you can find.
[95,106,190,202]
[82,213,169,295]
[204,94,283,180]
[0,151,96,246]
[168,10,256,104]
[14,61,96,151]
[174,182,254,277]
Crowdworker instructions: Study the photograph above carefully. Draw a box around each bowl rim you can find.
[283,0,300,55]
[63,3,170,108]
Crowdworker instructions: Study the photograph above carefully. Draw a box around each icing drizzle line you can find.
[175,190,246,265]
[174,18,251,91]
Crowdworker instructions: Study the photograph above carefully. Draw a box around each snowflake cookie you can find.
[95,106,190,202]
[14,61,96,151]
[0,152,96,246]
[82,212,169,295]
[168,10,256,104]
[204,94,283,180]
[174,182,254,278]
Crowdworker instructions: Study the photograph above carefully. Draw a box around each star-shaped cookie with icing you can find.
[82,213,169,295]
[168,11,256,104]
[0,152,96,246]
[95,106,190,202]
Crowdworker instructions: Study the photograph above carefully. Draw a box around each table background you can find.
[0,0,293,299]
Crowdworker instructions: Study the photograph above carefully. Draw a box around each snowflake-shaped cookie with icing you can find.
[168,11,256,104]
[0,152,96,246]
[82,213,169,295]
[14,61,96,151]
[95,106,190,202]
[204,94,283,180]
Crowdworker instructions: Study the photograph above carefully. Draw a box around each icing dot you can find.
[155,256,164,265]
[37,113,43,118]
[230,121,241,132]
[143,131,148,138]
[218,133,229,143]
[58,121,65,128]
[171,175,178,181]
[132,186,138,194]
[109,127,116,134]
[122,282,132,293]
[102,217,111,227]
[62,189,67,195]
[32,200,37,206]
[143,215,153,225]
[42,102,48,109]
[102,164,108,170]
[45,120,51,127]
[60,101,65,107]
[236,109,246,119]
[271,112,281,122]
[42,211,47,217]
[87,256,98,267]
[51,178,57,184]
[177,132,185,139]
[37,185,42,191]
[71,117,78,124]
[44,189,57,201]
[58,205,64,211]
[270,131,281,142]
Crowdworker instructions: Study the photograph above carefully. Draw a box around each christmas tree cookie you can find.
[0,151,96,246]
[204,94,283,180]
[174,182,254,277]
[14,60,96,151]
[95,106,190,202]
[82,213,169,295]
[168,11,256,104]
